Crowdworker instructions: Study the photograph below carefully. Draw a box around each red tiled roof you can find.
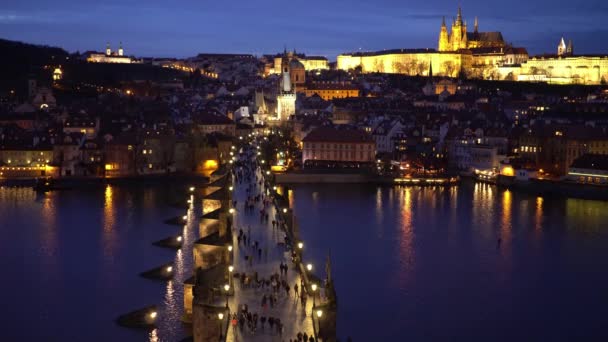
[302,127,373,143]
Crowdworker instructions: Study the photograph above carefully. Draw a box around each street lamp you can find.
[228,245,233,252]
[311,283,317,306]
[229,208,235,214]
[149,311,157,320]
[189,186,195,192]
[283,208,288,214]
[266,171,270,175]
[297,242,304,250]
[182,215,187,221]
[316,309,323,318]
[224,284,230,308]
[228,265,234,287]
[307,263,313,272]
[218,312,224,339]
[166,266,173,273]
[229,186,233,191]
[176,236,182,242]
[273,186,277,191]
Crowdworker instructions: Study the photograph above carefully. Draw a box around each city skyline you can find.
[1,0,607,58]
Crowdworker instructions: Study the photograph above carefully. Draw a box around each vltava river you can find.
[289,182,608,341]
[2,182,608,341]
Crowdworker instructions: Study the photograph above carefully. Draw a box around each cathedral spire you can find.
[456,6,462,24]
[442,16,446,27]
[474,16,479,33]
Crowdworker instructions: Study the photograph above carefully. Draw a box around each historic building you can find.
[337,6,608,85]
[276,60,297,122]
[302,82,360,100]
[301,127,376,166]
[86,42,139,64]
[267,50,329,76]
[438,8,506,52]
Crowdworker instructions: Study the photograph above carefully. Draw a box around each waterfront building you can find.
[301,127,376,166]
[103,134,137,177]
[518,124,608,176]
[566,154,608,184]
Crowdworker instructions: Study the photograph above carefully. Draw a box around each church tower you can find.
[557,37,567,56]
[566,39,573,56]
[118,42,124,56]
[276,51,296,121]
[106,42,111,56]
[438,17,450,51]
[450,7,465,51]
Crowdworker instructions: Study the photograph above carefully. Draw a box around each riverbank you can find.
[497,175,608,201]
[0,173,209,188]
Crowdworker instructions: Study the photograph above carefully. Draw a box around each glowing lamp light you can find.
[316,310,323,318]
[311,283,317,292]
[266,171,270,175]
[229,208,235,214]
[307,264,313,271]
[283,208,288,213]
[228,245,233,252]
[239,136,243,140]
[182,215,187,220]
[176,236,182,242]
[218,313,224,320]
[149,311,157,319]
[224,284,230,292]
[229,186,233,191]
[228,266,234,273]
[298,242,304,249]
[189,186,195,192]
[166,266,173,272]
[273,186,277,191]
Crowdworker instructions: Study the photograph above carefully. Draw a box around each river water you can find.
[2,182,608,341]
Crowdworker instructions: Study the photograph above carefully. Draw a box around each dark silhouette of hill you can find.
[0,38,69,92]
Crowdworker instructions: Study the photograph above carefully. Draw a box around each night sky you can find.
[1,0,607,59]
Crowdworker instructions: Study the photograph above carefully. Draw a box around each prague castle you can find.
[438,7,505,52]
[337,7,608,85]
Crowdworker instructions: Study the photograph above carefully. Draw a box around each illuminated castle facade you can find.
[337,7,608,85]
[438,8,506,52]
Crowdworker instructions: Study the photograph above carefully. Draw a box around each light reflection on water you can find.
[290,182,608,341]
[1,185,191,341]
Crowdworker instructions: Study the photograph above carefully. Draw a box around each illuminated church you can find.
[438,7,506,52]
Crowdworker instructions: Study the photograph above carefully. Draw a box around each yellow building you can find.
[270,50,329,74]
[337,49,470,77]
[516,55,608,85]
[438,7,506,52]
[301,82,360,100]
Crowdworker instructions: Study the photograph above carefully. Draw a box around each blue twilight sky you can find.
[1,0,607,59]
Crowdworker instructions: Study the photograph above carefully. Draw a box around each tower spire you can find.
[456,6,462,24]
[442,16,446,27]
[474,16,478,33]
